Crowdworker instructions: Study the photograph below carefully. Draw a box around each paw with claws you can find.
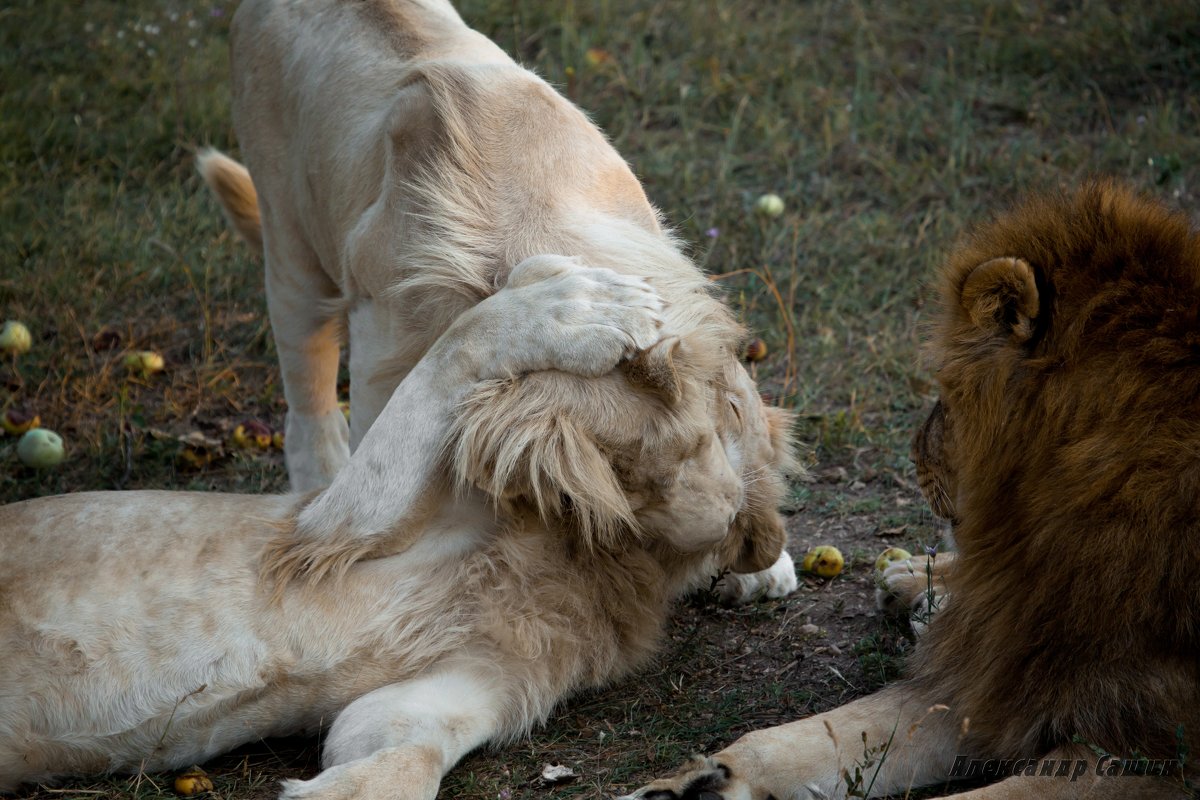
[622,758,779,800]
[488,254,666,379]
[718,550,798,605]
[874,552,955,636]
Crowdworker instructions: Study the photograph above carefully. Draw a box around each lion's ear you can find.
[960,257,1040,342]
[622,336,682,405]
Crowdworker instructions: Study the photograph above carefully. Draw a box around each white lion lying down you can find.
[0,261,796,799]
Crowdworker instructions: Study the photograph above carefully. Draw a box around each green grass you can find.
[4,1,1199,490]
[2,0,1199,797]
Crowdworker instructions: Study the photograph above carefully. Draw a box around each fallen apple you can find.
[17,428,65,468]
[173,766,213,796]
[0,321,32,355]
[232,419,272,449]
[802,545,844,578]
[1,408,40,436]
[743,338,768,362]
[754,193,785,218]
[874,546,913,574]
[124,350,165,377]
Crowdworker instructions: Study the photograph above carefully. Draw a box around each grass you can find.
[2,0,1199,798]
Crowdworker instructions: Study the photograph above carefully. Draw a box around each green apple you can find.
[17,428,65,468]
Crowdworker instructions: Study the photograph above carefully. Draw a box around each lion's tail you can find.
[197,148,263,254]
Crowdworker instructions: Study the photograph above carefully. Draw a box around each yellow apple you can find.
[874,547,913,574]
[754,193,785,218]
[743,338,768,362]
[232,419,272,449]
[173,767,213,795]
[0,321,32,355]
[1,409,40,436]
[802,545,844,578]
[123,350,165,377]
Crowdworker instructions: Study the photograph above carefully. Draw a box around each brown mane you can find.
[914,181,1200,758]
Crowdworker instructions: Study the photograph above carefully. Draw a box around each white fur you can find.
[280,668,503,800]
[197,0,802,588]
[718,550,798,604]
[290,257,663,561]
[0,269,672,796]
[214,0,702,542]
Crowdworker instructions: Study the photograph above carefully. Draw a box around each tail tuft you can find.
[197,148,263,254]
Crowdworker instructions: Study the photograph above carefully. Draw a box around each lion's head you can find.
[911,181,1200,760]
[447,287,796,578]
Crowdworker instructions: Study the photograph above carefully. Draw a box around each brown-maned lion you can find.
[626,182,1199,799]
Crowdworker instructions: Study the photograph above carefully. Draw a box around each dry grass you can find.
[3,0,1198,797]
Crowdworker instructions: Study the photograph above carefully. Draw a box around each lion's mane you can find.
[913,182,1200,760]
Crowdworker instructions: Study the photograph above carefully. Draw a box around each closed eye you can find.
[728,397,742,424]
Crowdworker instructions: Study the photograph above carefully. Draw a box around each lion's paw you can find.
[623,756,833,800]
[718,550,798,605]
[874,553,953,635]
[278,761,436,800]
[493,255,665,379]
[279,773,359,800]
[620,758,741,800]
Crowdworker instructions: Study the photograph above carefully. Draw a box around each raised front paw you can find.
[718,550,798,604]
[483,254,665,379]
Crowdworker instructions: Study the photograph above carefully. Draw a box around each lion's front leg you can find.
[263,255,665,585]
[623,685,959,800]
[279,665,506,800]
